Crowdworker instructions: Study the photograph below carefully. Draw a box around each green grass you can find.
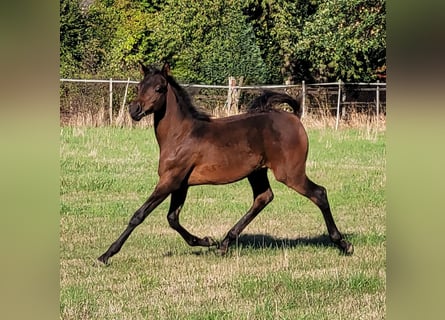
[60,126,385,319]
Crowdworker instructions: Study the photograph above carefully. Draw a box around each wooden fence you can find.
[60,78,386,129]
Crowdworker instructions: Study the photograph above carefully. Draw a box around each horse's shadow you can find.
[236,233,336,249]
[186,233,355,256]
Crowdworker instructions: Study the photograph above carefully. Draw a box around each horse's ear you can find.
[139,61,150,76]
[161,62,172,76]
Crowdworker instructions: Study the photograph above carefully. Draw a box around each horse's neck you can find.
[154,85,192,147]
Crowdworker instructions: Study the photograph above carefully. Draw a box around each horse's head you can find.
[129,62,171,121]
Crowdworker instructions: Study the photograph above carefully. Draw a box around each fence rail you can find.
[60,78,386,129]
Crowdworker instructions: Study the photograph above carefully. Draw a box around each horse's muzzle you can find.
[129,103,147,121]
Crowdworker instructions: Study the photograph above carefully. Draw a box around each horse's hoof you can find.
[97,254,109,265]
[217,242,230,256]
[340,240,354,255]
[203,236,218,247]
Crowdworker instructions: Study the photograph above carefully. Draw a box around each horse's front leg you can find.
[97,184,171,264]
[167,184,218,247]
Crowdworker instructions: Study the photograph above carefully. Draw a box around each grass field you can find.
[60,125,385,319]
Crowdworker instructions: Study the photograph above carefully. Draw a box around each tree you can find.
[60,0,163,78]
[244,0,308,83]
[146,0,270,84]
[60,0,386,83]
[81,0,155,78]
[295,0,386,82]
[60,0,88,76]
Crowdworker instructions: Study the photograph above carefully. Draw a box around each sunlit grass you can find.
[60,126,385,319]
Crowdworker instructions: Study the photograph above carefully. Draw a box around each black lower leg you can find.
[167,211,217,247]
[167,188,217,248]
[98,192,168,264]
[307,179,353,255]
[219,169,273,254]
[97,226,134,264]
[219,220,247,254]
[218,194,272,255]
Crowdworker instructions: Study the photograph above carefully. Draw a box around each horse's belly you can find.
[188,160,259,185]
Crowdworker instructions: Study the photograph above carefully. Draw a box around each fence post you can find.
[227,76,237,114]
[301,80,306,118]
[341,91,347,118]
[335,79,342,130]
[376,80,380,121]
[116,78,130,127]
[234,76,243,113]
[109,78,113,125]
[226,76,233,113]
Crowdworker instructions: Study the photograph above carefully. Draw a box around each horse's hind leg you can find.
[288,175,353,255]
[167,184,218,248]
[219,168,274,255]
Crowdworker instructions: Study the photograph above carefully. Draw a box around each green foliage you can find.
[244,0,306,83]
[80,0,155,78]
[295,0,386,82]
[199,5,269,85]
[59,0,386,83]
[79,1,119,76]
[60,0,87,76]
[104,1,151,75]
[146,0,269,84]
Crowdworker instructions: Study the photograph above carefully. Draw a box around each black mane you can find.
[166,74,211,121]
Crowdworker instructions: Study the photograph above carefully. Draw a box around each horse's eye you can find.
[155,86,166,93]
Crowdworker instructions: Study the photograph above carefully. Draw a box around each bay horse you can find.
[98,62,353,264]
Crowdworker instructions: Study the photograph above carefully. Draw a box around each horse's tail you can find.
[247,90,303,118]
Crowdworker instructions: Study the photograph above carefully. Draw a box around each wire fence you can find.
[60,78,386,129]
